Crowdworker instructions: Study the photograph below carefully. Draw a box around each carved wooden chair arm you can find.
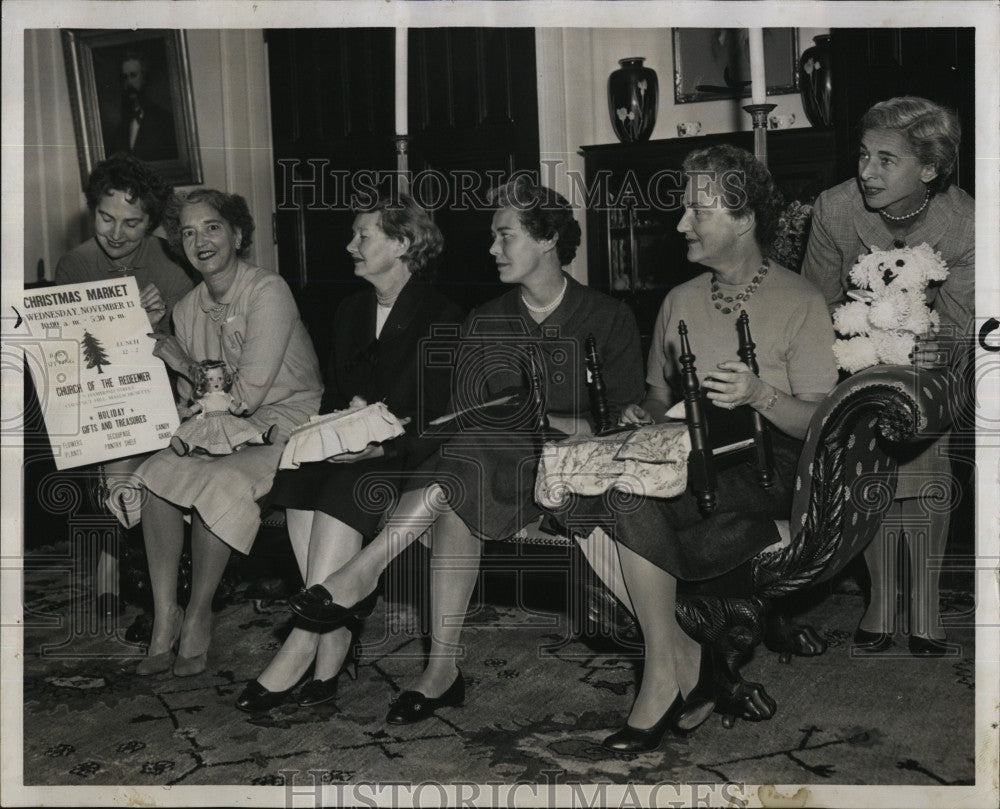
[754,362,955,596]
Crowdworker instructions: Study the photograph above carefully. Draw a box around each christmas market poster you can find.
[18,276,179,469]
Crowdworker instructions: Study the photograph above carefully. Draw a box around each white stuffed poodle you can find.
[832,243,949,373]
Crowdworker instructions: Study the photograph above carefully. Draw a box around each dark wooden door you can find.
[267,29,396,358]
[408,28,540,312]
[830,28,975,196]
[267,27,540,356]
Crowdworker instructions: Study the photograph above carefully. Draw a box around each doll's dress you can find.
[172,391,274,455]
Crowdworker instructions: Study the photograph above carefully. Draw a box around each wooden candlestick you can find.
[742,103,776,165]
[678,320,716,515]
[737,311,774,487]
[585,334,612,434]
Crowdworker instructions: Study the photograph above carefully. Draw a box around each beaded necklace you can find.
[710,258,769,314]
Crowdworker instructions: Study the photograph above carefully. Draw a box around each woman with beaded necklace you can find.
[802,97,975,657]
[574,144,839,752]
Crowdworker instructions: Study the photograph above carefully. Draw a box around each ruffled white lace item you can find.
[279,402,405,469]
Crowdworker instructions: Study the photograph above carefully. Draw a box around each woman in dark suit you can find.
[236,194,463,710]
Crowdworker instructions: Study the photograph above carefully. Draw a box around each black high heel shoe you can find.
[602,692,684,753]
[908,635,949,657]
[385,670,465,725]
[297,622,363,708]
[287,584,378,627]
[853,627,893,654]
[235,679,297,713]
[296,676,340,708]
[673,645,716,733]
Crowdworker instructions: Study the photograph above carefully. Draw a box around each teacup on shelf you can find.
[768,113,796,130]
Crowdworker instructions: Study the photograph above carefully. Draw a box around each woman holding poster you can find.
[55,153,194,332]
[113,188,322,677]
[55,153,194,625]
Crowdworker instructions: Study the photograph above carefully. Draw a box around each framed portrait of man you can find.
[62,29,203,187]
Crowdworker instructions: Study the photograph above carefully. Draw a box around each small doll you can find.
[170,359,277,456]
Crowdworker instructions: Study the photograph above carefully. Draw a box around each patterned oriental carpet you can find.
[18,543,975,792]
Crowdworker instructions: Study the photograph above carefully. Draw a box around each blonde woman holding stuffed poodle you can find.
[802,96,974,657]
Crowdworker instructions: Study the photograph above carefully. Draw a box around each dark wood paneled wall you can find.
[268,28,396,303]
[267,28,540,351]
[408,28,540,311]
[831,28,975,195]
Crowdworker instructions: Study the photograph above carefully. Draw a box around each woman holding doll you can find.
[112,188,322,677]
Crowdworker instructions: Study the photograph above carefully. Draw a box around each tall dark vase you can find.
[607,57,658,143]
[799,35,833,127]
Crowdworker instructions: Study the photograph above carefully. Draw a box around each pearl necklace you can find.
[879,190,930,222]
[711,259,769,314]
[376,283,404,308]
[522,277,568,315]
[207,301,229,323]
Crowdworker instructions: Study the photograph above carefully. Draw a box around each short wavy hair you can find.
[682,144,786,249]
[860,96,962,193]
[162,188,256,258]
[353,193,444,275]
[489,175,582,266]
[85,153,172,229]
[194,359,234,396]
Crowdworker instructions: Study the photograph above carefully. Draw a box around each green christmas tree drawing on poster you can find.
[81,330,111,374]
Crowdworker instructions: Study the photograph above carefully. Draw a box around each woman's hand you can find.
[140,284,167,328]
[702,361,769,409]
[620,403,654,425]
[327,444,385,463]
[147,333,195,377]
[911,336,950,370]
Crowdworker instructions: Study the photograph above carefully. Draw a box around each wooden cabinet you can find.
[579,128,839,339]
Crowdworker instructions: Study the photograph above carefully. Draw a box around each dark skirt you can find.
[267,455,411,540]
[559,430,803,581]
[411,421,801,581]
[414,427,547,542]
